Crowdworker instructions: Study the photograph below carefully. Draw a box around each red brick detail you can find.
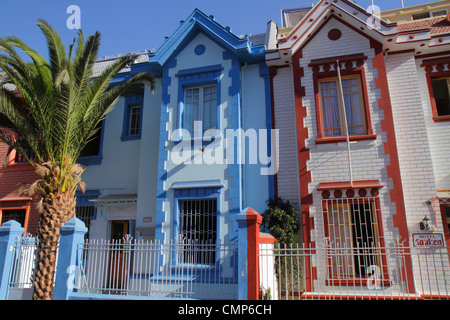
[370,39,415,293]
[0,140,39,235]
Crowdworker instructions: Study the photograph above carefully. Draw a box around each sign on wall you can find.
[412,233,445,248]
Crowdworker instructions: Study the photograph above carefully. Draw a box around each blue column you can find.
[236,211,249,300]
[53,217,87,300]
[0,220,24,300]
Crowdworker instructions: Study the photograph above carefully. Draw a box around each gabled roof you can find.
[266,0,450,66]
[148,8,265,75]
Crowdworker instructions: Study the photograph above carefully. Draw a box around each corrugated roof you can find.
[92,50,151,78]
[397,15,450,34]
[248,33,266,46]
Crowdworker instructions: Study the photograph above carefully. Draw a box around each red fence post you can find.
[245,207,262,300]
[236,207,262,300]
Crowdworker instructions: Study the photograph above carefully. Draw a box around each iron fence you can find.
[75,237,238,299]
[259,240,450,300]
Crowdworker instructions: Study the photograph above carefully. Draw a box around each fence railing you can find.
[259,241,450,300]
[9,236,37,290]
[75,237,238,299]
[6,236,38,300]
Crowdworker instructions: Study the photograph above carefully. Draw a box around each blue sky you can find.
[0,0,433,58]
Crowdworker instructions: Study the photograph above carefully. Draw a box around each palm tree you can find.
[0,20,154,300]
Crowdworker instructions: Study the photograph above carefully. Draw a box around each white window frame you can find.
[183,84,218,138]
[128,104,142,136]
[430,9,448,17]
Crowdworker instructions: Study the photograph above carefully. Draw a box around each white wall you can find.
[385,53,438,235]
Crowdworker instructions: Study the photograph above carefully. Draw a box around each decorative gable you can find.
[149,9,265,75]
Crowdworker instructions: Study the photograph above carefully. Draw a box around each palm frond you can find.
[0,20,155,178]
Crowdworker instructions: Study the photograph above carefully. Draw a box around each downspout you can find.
[240,62,248,211]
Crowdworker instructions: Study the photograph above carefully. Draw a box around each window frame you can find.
[75,190,99,239]
[430,9,448,17]
[183,84,218,137]
[121,95,144,141]
[425,70,450,122]
[313,68,375,144]
[0,203,30,235]
[173,186,221,266]
[322,196,390,286]
[175,64,223,143]
[78,120,105,165]
[318,75,367,138]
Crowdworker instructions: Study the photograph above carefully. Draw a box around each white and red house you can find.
[266,0,450,296]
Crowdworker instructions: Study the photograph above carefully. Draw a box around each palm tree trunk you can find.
[33,190,76,300]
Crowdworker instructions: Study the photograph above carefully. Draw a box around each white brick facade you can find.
[271,67,300,208]
[268,0,450,299]
[386,53,439,235]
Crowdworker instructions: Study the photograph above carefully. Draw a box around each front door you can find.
[111,220,129,241]
[108,220,130,293]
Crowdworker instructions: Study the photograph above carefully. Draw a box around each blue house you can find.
[81,9,275,246]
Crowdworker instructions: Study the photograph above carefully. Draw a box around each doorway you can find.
[111,220,129,241]
[108,220,131,293]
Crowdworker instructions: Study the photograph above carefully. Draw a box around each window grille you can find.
[323,197,382,278]
[1,209,26,226]
[76,206,95,235]
[128,104,142,136]
[76,193,98,239]
[178,198,217,264]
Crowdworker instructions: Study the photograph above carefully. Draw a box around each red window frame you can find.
[320,189,390,287]
[424,69,450,122]
[0,202,31,235]
[311,58,376,144]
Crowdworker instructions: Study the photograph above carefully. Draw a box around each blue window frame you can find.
[173,186,221,265]
[78,121,104,165]
[75,190,100,238]
[121,95,144,141]
[175,64,223,141]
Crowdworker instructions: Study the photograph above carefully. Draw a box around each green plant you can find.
[259,286,271,300]
[261,197,300,246]
[262,198,302,298]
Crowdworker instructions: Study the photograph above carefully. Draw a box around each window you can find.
[178,198,217,264]
[14,148,35,163]
[324,198,381,279]
[122,95,144,140]
[431,9,448,17]
[318,76,366,137]
[431,77,450,116]
[178,198,217,244]
[184,85,217,136]
[76,191,99,239]
[412,9,447,20]
[412,12,431,20]
[128,105,141,136]
[1,209,26,226]
[175,64,223,141]
[78,121,103,165]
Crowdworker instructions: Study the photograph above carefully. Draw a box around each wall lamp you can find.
[419,215,430,231]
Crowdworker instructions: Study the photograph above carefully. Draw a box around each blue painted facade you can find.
[82,9,274,245]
